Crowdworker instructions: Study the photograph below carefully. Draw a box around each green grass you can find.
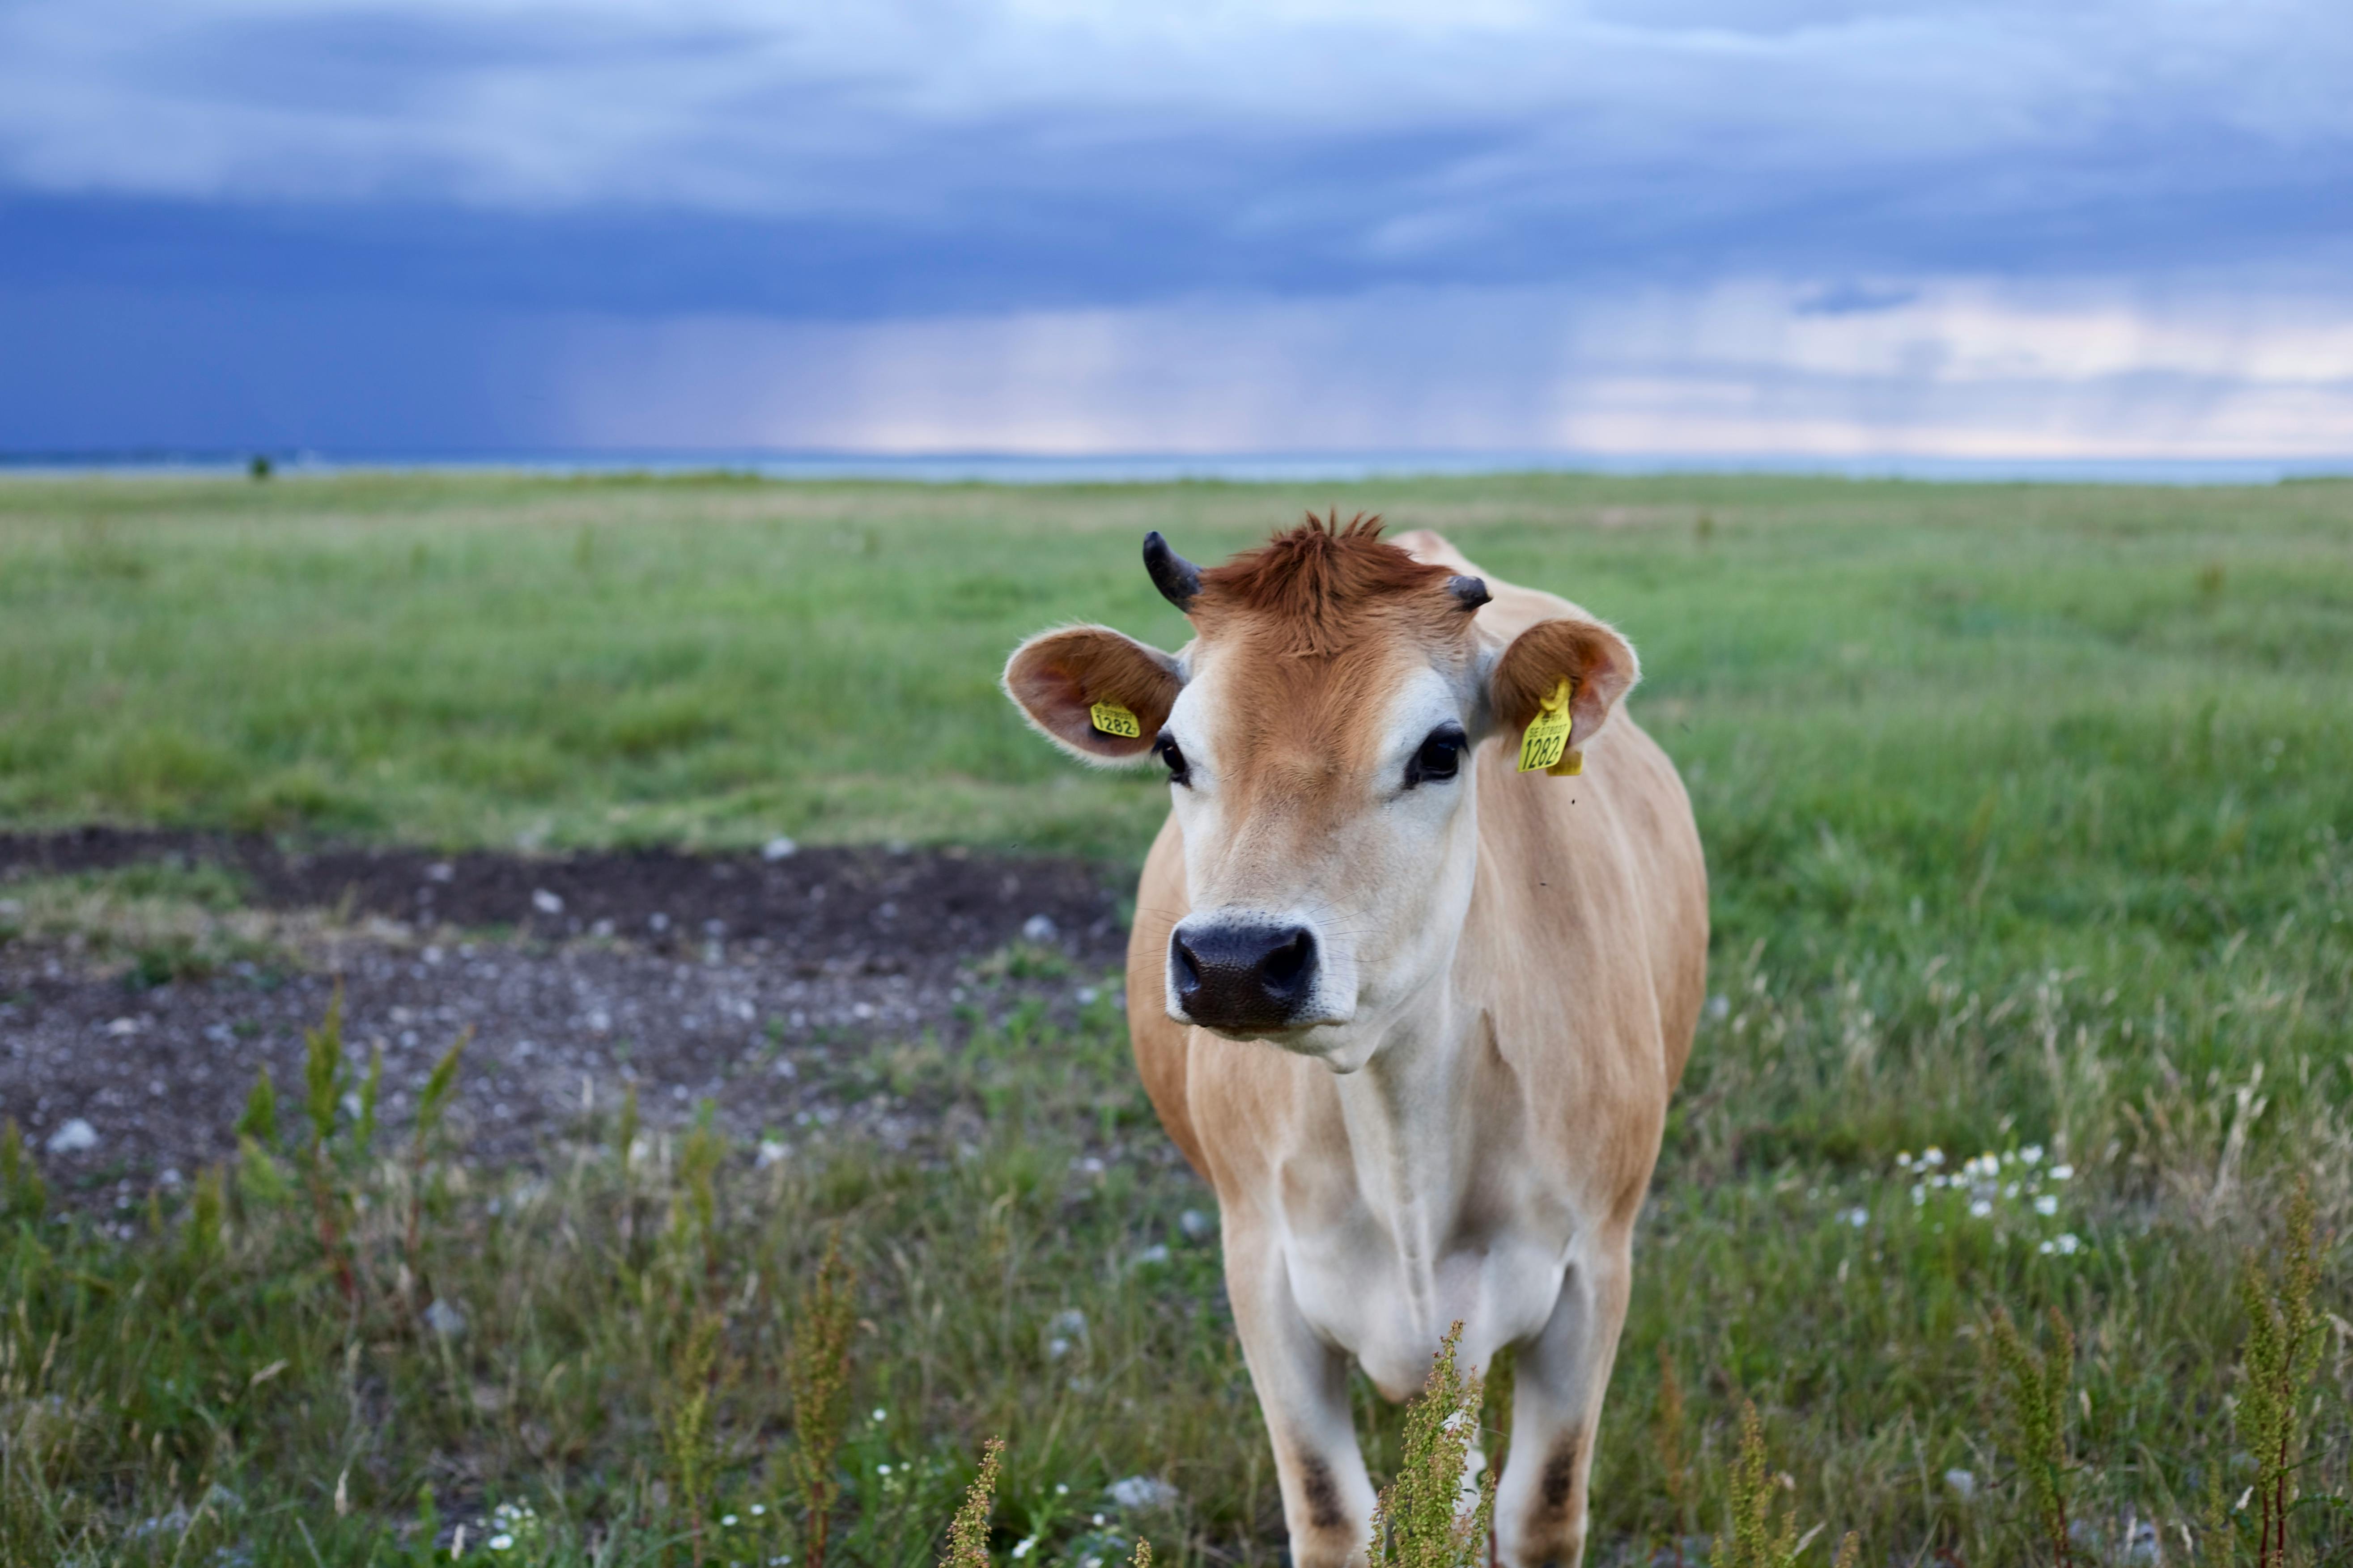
[2,470,2351,1565]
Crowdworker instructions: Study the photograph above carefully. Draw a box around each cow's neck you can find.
[1329,964,1483,1324]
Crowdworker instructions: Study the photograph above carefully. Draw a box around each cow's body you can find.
[1005,521,1706,1568]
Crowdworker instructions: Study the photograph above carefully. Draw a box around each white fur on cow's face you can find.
[1162,646,1487,1073]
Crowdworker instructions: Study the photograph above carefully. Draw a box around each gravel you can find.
[0,831,1132,1202]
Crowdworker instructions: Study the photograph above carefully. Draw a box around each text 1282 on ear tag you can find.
[1516,678,1574,773]
[1089,700,1141,739]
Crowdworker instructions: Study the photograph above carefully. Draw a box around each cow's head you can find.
[1003,514,1636,1072]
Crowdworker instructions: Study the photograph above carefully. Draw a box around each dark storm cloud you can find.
[4,1,2351,454]
[3,1,2350,317]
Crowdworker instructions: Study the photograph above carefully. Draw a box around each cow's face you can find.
[1005,516,1635,1072]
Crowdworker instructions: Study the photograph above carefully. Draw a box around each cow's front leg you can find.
[1224,1226,1376,1568]
[1494,1229,1634,1568]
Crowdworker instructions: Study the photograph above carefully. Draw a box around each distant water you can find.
[5,448,2350,486]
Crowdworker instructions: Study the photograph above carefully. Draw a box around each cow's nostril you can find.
[1172,936,1204,995]
[1261,930,1312,990]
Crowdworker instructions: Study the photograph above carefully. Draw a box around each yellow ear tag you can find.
[1088,699,1142,739]
[1516,678,1575,773]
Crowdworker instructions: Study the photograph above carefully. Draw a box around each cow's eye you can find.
[1156,732,1192,786]
[1405,725,1466,788]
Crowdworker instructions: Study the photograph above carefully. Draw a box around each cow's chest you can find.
[1276,1158,1577,1399]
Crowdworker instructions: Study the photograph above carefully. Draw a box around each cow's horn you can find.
[1143,531,1201,611]
[1448,575,1491,610]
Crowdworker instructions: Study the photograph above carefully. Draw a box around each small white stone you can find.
[1022,913,1058,943]
[531,889,565,915]
[47,1118,98,1154]
[763,836,799,861]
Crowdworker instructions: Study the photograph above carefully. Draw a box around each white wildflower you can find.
[2051,1163,2074,1181]
[1108,1475,1181,1512]
[2056,1233,2081,1254]
[1843,1208,1869,1228]
[1923,1147,1945,1167]
[1969,1199,1993,1218]
[2021,1144,2044,1165]
[2034,1195,2060,1216]
[489,1535,516,1552]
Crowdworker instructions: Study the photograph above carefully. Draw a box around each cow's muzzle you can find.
[1168,918,1320,1033]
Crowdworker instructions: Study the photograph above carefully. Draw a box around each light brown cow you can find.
[1002,515,1707,1568]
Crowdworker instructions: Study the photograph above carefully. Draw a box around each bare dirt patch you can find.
[0,831,1133,1208]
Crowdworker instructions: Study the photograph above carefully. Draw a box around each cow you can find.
[1001,513,1707,1568]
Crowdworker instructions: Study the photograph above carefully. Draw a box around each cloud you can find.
[3,0,2351,304]
[14,269,2346,459]
[4,0,2351,454]
[536,277,2353,458]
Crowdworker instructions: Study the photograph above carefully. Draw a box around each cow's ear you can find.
[1488,616,1640,748]
[1003,625,1184,764]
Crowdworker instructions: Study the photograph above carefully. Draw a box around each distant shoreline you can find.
[4,448,2351,487]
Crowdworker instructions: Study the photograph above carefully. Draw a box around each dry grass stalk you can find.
[1720,1402,1805,1568]
[940,1436,1004,1568]
[2235,1177,2322,1568]
[1655,1343,1692,1558]
[1990,1305,2077,1568]
[790,1232,859,1568]
[662,1312,726,1565]
[402,1026,468,1318]
[1368,1322,1495,1568]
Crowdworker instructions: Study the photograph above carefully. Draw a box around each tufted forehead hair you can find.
[1192,512,1464,657]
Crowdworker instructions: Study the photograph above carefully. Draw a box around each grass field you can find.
[2,470,2351,1566]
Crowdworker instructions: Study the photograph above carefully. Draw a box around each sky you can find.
[4,0,2352,459]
